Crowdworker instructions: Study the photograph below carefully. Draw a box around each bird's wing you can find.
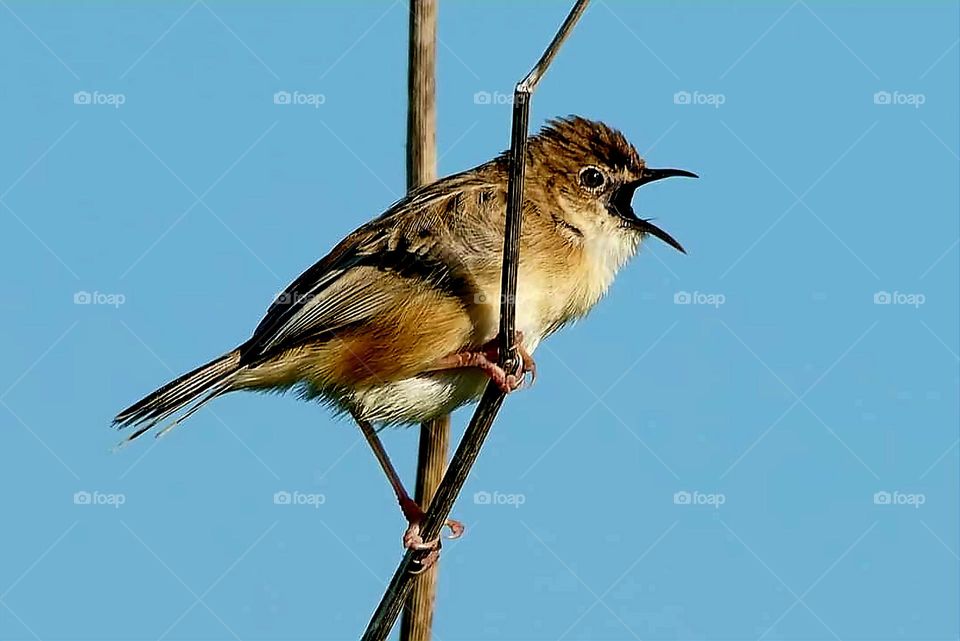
[240,173,501,365]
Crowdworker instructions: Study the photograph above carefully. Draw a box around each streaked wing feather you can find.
[241,167,502,365]
[260,269,395,352]
[241,228,380,363]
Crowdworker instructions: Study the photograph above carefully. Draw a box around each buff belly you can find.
[333,332,543,425]
[237,288,551,426]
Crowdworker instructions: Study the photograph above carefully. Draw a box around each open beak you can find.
[612,167,698,254]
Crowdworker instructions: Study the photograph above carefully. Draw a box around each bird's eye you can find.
[579,166,605,189]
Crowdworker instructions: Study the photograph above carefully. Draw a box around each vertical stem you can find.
[362,3,590,639]
[402,1,443,640]
[406,0,437,192]
[400,417,448,641]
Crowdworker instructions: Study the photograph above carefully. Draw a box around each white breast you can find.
[343,369,489,425]
[583,228,641,303]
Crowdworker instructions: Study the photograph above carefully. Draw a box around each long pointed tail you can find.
[113,350,242,444]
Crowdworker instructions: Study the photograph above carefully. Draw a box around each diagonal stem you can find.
[360,2,590,639]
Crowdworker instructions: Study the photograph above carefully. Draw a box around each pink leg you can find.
[353,414,463,573]
[427,331,537,393]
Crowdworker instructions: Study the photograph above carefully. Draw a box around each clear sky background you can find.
[1,1,957,640]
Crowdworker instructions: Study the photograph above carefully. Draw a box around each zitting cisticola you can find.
[114,116,696,568]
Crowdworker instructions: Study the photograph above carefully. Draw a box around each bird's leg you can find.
[353,414,464,572]
[426,331,536,393]
[481,331,537,386]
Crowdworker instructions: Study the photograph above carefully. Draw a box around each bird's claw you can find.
[485,331,537,393]
[404,518,464,574]
[399,498,464,574]
[427,331,537,394]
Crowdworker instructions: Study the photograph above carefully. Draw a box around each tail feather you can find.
[114,350,241,443]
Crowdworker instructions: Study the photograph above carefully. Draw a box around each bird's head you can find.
[524,116,696,255]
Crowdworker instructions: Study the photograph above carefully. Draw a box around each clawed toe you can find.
[403,517,464,550]
[409,548,440,574]
[403,522,436,551]
[501,331,536,390]
[425,330,538,395]
[403,522,443,573]
[444,518,465,540]
[400,501,465,573]
[488,332,537,393]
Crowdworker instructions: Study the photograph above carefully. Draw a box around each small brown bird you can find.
[114,116,695,567]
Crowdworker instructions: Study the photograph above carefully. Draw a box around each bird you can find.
[113,115,696,569]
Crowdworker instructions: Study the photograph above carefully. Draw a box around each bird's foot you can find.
[399,497,464,574]
[477,331,537,392]
[428,332,536,394]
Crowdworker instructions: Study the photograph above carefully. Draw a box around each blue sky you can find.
[1,1,957,640]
